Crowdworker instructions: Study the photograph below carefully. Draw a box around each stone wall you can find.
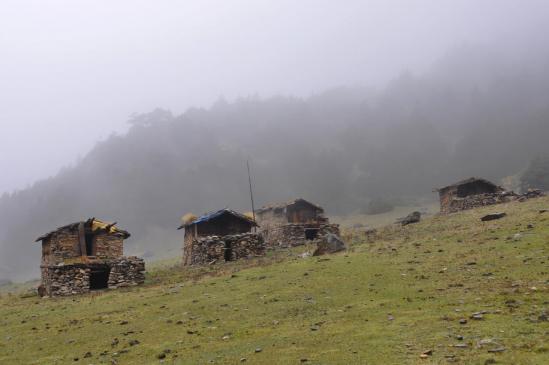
[42,230,124,265]
[518,189,545,201]
[263,223,340,248]
[256,205,327,228]
[183,233,264,266]
[42,231,80,265]
[255,210,287,231]
[442,190,545,214]
[445,193,513,213]
[40,265,91,296]
[108,257,146,289]
[94,234,124,258]
[39,257,145,297]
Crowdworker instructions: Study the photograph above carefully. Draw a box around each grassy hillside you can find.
[332,202,440,229]
[1,198,548,365]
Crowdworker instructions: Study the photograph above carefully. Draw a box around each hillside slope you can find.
[1,198,548,364]
[4,44,549,282]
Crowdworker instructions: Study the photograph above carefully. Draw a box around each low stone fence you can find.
[184,233,264,266]
[263,223,340,248]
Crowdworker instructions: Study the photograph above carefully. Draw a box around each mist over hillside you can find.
[1,45,549,281]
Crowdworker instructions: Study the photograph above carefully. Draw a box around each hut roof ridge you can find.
[35,218,130,242]
[256,198,324,212]
[435,177,500,192]
[177,208,257,230]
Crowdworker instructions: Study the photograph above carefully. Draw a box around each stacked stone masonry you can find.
[445,193,515,214]
[263,223,340,248]
[108,256,146,289]
[37,219,143,297]
[42,231,124,265]
[444,190,545,214]
[40,257,145,297]
[184,233,264,266]
[94,234,124,258]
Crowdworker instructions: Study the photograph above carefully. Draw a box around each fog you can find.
[2,0,547,193]
[1,1,549,282]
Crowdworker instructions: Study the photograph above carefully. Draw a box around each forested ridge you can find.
[2,45,549,281]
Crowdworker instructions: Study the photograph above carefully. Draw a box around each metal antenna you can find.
[247,159,256,222]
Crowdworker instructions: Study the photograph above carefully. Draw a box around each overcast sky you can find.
[0,0,547,194]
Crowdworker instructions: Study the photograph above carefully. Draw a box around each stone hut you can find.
[36,218,145,297]
[436,177,509,214]
[255,198,340,247]
[178,209,264,266]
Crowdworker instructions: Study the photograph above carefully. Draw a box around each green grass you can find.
[332,202,439,229]
[0,279,39,295]
[1,198,548,364]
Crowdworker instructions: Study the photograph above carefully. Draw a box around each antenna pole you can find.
[247,160,256,222]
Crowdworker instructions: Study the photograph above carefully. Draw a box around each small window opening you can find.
[89,267,110,290]
[224,241,233,261]
[305,228,319,240]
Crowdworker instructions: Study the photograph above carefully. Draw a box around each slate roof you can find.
[35,218,130,242]
[177,209,257,230]
[256,198,324,213]
[435,177,499,192]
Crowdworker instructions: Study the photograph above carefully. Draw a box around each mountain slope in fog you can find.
[1,46,549,281]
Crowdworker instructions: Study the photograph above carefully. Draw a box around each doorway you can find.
[305,228,319,240]
[89,267,110,290]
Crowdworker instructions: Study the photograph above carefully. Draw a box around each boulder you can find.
[36,285,45,297]
[400,211,421,226]
[313,234,346,256]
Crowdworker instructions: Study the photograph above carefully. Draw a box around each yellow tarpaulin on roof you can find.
[91,219,118,234]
